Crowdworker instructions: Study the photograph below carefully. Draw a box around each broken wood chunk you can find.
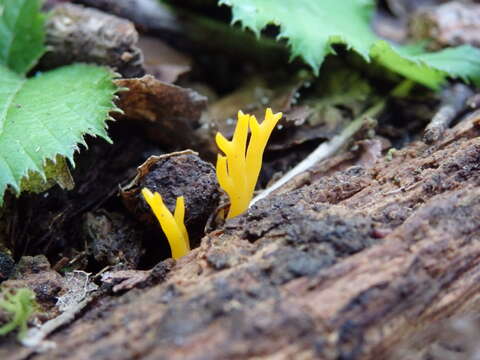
[41,3,144,77]
[115,76,216,158]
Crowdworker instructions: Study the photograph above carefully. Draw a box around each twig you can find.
[423,84,473,144]
[20,271,96,353]
[20,295,94,352]
[250,101,385,206]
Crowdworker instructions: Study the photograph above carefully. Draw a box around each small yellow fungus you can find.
[141,188,190,259]
[216,108,282,218]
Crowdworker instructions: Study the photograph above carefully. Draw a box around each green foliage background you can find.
[220,0,480,88]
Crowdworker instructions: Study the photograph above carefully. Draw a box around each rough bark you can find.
[4,111,480,360]
[42,3,144,78]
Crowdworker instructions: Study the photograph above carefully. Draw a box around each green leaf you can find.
[220,0,377,71]
[0,288,37,340]
[0,0,46,74]
[0,64,118,203]
[372,42,480,89]
[219,0,480,89]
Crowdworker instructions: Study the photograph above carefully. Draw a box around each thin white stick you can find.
[21,296,92,351]
[250,101,385,206]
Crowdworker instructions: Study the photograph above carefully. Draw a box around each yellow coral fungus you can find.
[141,188,190,259]
[216,108,282,218]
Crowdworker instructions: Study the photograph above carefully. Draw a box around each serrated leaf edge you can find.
[0,66,119,204]
[219,0,480,88]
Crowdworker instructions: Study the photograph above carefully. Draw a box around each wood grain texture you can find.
[5,113,480,360]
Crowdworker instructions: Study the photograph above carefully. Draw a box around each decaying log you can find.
[4,112,480,359]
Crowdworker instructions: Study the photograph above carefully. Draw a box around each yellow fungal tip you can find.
[141,188,190,259]
[215,108,282,219]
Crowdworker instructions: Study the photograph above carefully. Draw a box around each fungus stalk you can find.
[141,188,189,259]
[216,108,282,218]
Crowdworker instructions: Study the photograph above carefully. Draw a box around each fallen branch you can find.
[423,83,473,144]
